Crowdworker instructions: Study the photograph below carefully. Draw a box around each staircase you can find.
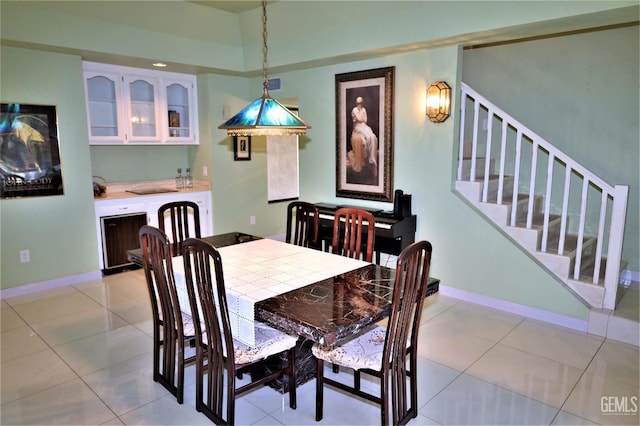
[455,83,629,311]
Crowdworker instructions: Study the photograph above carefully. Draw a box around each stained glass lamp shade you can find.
[219,90,311,136]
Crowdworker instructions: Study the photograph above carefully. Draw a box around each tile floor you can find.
[1,269,638,425]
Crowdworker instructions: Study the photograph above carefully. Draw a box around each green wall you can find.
[89,146,190,183]
[2,1,637,322]
[1,47,100,286]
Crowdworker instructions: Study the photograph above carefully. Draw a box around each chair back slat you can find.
[158,201,201,255]
[286,201,319,248]
[331,207,375,262]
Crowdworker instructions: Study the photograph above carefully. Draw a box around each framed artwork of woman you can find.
[335,67,394,202]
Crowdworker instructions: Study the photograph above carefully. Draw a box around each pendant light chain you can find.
[262,0,269,94]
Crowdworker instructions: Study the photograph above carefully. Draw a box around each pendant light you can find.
[219,0,311,136]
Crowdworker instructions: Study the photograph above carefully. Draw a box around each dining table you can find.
[127,232,440,390]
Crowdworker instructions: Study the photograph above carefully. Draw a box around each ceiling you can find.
[3,1,636,76]
[188,1,271,13]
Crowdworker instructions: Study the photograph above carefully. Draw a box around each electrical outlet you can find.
[202,166,208,177]
[250,215,256,225]
[20,249,30,263]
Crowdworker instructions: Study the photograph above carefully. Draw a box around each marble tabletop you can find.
[255,263,398,347]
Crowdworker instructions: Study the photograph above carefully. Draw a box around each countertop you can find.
[94,178,211,201]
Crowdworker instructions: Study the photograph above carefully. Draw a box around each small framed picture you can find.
[234,136,251,161]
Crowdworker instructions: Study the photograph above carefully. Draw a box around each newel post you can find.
[603,185,629,310]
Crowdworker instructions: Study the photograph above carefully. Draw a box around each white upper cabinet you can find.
[165,79,196,141]
[124,74,161,142]
[83,62,199,145]
[84,70,126,142]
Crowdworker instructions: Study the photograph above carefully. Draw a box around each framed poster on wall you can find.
[335,66,394,202]
[0,103,64,198]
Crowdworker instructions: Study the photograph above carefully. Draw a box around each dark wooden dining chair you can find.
[331,207,375,262]
[138,225,196,404]
[285,201,319,248]
[313,240,433,425]
[181,237,298,425]
[157,201,201,255]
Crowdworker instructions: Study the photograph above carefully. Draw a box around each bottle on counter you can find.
[175,168,184,190]
[185,167,193,189]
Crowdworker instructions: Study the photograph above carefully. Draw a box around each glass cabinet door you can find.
[85,72,124,141]
[165,81,193,141]
[125,76,160,142]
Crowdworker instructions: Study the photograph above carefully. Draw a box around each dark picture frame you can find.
[0,103,64,198]
[234,135,251,161]
[335,66,394,202]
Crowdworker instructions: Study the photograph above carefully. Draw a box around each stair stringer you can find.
[455,180,604,308]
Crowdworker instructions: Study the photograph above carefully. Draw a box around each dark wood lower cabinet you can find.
[101,213,147,272]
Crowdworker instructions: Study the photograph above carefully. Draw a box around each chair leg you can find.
[195,349,204,413]
[153,335,160,382]
[354,370,361,390]
[316,359,324,421]
[409,351,418,419]
[176,343,184,404]
[332,363,339,373]
[380,376,388,426]
[288,347,297,410]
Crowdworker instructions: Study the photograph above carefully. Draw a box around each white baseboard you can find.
[0,271,103,300]
[438,284,589,333]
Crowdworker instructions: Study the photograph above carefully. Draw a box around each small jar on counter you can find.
[185,168,193,189]
[175,168,184,190]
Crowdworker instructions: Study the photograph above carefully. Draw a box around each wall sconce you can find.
[426,81,451,123]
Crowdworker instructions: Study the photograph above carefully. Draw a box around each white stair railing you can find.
[458,82,628,310]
